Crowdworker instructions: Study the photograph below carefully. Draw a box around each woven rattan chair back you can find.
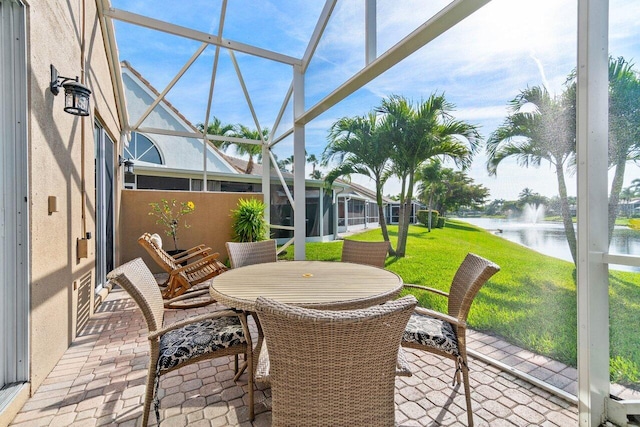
[447,253,500,320]
[108,257,165,333]
[341,240,389,268]
[226,240,277,268]
[255,295,417,427]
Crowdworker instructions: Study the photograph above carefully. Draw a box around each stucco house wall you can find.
[26,0,120,404]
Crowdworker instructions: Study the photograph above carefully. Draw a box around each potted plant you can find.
[230,198,268,242]
[148,198,195,253]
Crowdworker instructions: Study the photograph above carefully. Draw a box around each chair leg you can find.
[142,362,156,426]
[461,363,473,427]
[161,276,177,299]
[234,354,239,374]
[453,360,462,385]
[172,275,190,298]
[247,346,254,421]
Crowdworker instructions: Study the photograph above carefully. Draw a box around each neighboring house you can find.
[121,62,239,191]
[333,179,424,231]
[385,200,426,225]
[618,198,640,217]
[334,180,388,233]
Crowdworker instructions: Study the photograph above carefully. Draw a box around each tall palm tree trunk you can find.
[376,192,395,256]
[394,176,407,257]
[396,173,416,257]
[556,162,577,264]
[608,155,627,243]
[396,201,407,257]
[396,197,412,257]
[245,155,254,174]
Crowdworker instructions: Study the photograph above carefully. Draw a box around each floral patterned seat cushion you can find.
[403,312,460,357]
[153,316,246,420]
[158,316,246,372]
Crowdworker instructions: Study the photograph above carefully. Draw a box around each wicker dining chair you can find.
[107,258,254,426]
[341,239,390,268]
[255,295,417,427]
[402,253,500,427]
[225,239,277,268]
[138,233,227,308]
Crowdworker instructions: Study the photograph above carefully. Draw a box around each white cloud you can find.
[456,105,509,122]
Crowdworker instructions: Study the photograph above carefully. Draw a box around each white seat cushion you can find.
[150,233,163,249]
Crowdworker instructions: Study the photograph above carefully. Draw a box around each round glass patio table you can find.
[209,260,403,312]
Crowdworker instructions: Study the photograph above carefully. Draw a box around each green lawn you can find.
[280,220,640,388]
[544,215,635,227]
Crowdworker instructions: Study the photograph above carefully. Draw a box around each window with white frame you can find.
[124,132,162,164]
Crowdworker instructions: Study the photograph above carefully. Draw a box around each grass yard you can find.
[279,219,640,388]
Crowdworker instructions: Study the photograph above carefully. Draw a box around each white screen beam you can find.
[576,0,610,425]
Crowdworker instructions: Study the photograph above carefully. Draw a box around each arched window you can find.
[124,132,162,164]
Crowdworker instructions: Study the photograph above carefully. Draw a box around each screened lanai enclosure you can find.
[79,0,640,425]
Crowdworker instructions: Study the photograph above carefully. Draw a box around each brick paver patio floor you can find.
[8,286,592,426]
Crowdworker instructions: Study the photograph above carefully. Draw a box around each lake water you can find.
[453,217,640,272]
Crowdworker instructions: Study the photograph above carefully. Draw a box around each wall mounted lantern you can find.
[119,155,135,176]
[50,64,92,117]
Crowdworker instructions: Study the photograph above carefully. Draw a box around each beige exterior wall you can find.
[20,0,260,404]
[27,0,120,392]
[119,190,264,271]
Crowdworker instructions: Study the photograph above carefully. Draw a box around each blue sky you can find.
[111,0,640,201]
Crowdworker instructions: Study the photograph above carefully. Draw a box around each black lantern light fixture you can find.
[50,64,92,117]
[119,155,135,176]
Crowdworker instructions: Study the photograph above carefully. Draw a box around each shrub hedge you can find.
[417,209,439,228]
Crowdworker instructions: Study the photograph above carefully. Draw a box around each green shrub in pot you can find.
[231,198,268,242]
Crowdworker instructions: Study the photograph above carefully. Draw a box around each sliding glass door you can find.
[94,122,115,293]
[0,0,29,403]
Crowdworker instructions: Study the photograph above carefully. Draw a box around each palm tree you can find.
[196,116,235,149]
[518,187,536,201]
[232,125,269,174]
[196,118,266,174]
[377,94,480,257]
[281,155,294,172]
[517,188,547,209]
[280,151,309,174]
[309,169,323,180]
[323,112,395,254]
[630,178,640,196]
[486,86,577,263]
[273,154,289,172]
[605,57,640,239]
[307,154,319,175]
[416,159,445,232]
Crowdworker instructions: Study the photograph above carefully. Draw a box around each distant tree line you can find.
[482,188,576,219]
